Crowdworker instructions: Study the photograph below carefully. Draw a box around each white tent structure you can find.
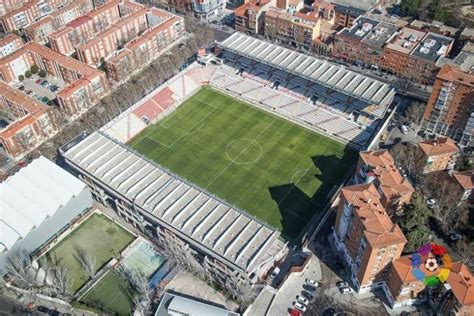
[0,156,92,276]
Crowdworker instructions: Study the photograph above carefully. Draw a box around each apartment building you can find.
[264,6,320,51]
[422,65,474,146]
[48,0,122,56]
[333,183,406,293]
[61,131,287,287]
[166,0,192,15]
[334,16,399,68]
[191,0,225,20]
[385,255,474,313]
[354,150,414,214]
[0,42,108,117]
[76,8,149,66]
[416,137,459,173]
[333,3,366,28]
[234,0,270,34]
[334,16,454,84]
[106,14,185,82]
[0,34,23,58]
[0,1,28,17]
[451,171,474,203]
[23,0,93,44]
[0,0,68,33]
[0,81,60,158]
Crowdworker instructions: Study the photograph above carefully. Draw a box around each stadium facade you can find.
[60,132,287,285]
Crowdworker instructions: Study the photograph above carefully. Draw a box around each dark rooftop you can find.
[410,32,453,63]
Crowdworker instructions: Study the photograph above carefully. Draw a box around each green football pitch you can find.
[45,213,135,292]
[80,270,136,315]
[129,87,356,240]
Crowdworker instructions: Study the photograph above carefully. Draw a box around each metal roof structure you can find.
[62,132,283,273]
[219,33,395,118]
[0,156,86,251]
[154,291,239,316]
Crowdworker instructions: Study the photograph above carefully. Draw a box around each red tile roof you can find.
[417,137,459,157]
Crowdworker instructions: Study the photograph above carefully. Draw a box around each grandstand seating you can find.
[133,99,164,122]
[152,87,176,110]
[209,66,373,147]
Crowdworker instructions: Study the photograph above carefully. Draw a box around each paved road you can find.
[0,295,30,316]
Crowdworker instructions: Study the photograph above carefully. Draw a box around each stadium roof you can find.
[219,33,395,116]
[61,132,283,273]
[0,156,85,252]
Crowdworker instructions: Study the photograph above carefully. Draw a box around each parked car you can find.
[426,198,436,209]
[40,80,49,87]
[18,85,25,91]
[37,306,51,314]
[297,295,309,305]
[302,290,314,300]
[339,286,352,294]
[26,90,33,95]
[306,278,318,287]
[36,79,42,84]
[41,97,49,103]
[294,302,307,312]
[336,281,349,288]
[400,125,408,135]
[449,233,463,242]
[270,267,280,279]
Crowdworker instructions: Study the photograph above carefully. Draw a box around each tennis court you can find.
[120,239,166,278]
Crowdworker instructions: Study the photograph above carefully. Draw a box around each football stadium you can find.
[62,32,395,284]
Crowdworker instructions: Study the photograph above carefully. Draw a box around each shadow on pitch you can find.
[268,146,357,241]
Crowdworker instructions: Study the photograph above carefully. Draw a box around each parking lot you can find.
[17,75,65,105]
[267,255,321,315]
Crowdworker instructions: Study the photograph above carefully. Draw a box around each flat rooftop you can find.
[385,27,426,55]
[339,16,380,41]
[62,132,284,274]
[361,21,399,48]
[410,32,453,63]
[219,32,395,115]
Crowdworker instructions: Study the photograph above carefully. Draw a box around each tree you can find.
[400,0,421,16]
[399,193,432,253]
[116,267,153,315]
[390,142,423,184]
[18,75,24,81]
[402,102,425,127]
[30,65,39,74]
[0,108,15,121]
[52,266,72,300]
[5,248,34,289]
[72,245,96,278]
[25,71,32,78]
[420,173,469,235]
[453,240,474,267]
[38,70,47,78]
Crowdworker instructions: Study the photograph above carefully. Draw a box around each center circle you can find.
[225,139,262,165]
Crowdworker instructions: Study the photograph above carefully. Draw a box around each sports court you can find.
[80,270,136,315]
[129,87,356,240]
[44,213,135,292]
[120,239,166,278]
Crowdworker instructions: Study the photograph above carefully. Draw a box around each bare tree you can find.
[72,245,96,278]
[402,101,426,127]
[223,279,257,308]
[420,173,469,234]
[5,248,33,289]
[116,266,153,315]
[52,266,72,300]
[389,142,423,183]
